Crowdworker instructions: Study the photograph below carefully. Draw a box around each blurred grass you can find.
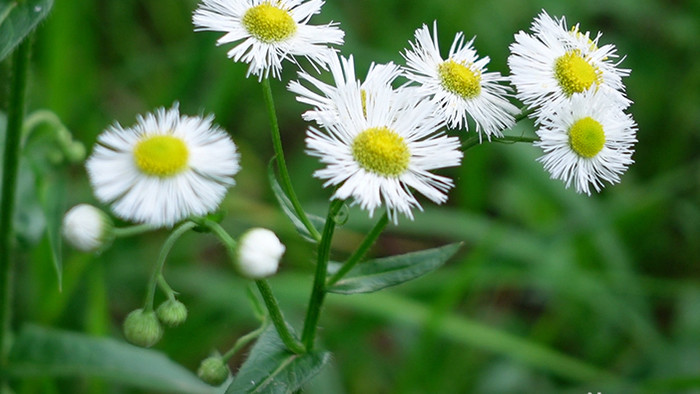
[2,0,699,393]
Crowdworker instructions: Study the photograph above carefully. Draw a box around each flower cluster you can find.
[508,11,637,194]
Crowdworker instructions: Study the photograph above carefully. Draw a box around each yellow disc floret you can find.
[569,117,605,158]
[554,50,600,96]
[352,127,410,177]
[438,60,481,99]
[134,135,189,177]
[242,3,297,43]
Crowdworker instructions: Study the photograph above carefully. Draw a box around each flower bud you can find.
[156,299,188,327]
[123,308,163,347]
[62,204,114,252]
[235,228,285,279]
[197,356,230,386]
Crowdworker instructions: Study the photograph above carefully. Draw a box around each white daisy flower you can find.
[288,54,402,128]
[508,10,631,120]
[193,0,344,80]
[305,67,463,222]
[534,89,637,195]
[86,105,240,228]
[402,22,519,140]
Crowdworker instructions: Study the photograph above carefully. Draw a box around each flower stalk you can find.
[301,199,344,350]
[261,77,321,242]
[0,37,32,378]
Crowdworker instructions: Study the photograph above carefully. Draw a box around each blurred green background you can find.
[3,0,700,392]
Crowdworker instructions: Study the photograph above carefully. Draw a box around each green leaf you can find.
[0,0,54,62]
[7,324,217,394]
[267,161,323,243]
[38,173,64,291]
[327,243,462,294]
[226,326,331,394]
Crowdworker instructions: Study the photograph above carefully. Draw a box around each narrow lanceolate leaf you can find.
[0,0,54,61]
[327,243,462,295]
[267,161,323,243]
[39,173,64,291]
[227,326,331,394]
[7,325,216,394]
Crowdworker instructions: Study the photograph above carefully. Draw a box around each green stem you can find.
[327,211,388,287]
[143,222,196,311]
[113,223,155,238]
[261,78,321,242]
[492,135,538,144]
[222,323,268,361]
[514,106,535,123]
[301,199,344,350]
[255,280,305,354]
[157,274,177,301]
[0,37,31,378]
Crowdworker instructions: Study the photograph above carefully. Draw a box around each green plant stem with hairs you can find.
[261,77,321,242]
[0,37,32,389]
[143,221,196,312]
[200,218,305,354]
[301,199,345,350]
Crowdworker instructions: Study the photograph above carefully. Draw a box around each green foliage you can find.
[226,326,331,394]
[0,0,53,61]
[7,324,217,393]
[327,243,462,294]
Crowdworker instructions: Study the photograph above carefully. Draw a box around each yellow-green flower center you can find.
[554,50,600,96]
[438,60,481,99]
[133,135,189,177]
[242,3,297,43]
[569,117,605,158]
[352,127,410,177]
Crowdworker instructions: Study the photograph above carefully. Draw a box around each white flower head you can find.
[86,104,240,228]
[193,0,345,80]
[304,59,463,223]
[62,204,114,252]
[236,228,285,279]
[508,10,631,121]
[288,54,402,128]
[402,22,519,140]
[534,89,637,195]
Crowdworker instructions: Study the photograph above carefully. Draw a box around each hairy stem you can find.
[301,199,344,350]
[261,78,321,242]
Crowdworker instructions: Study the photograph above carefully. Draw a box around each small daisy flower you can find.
[402,22,519,140]
[86,104,240,228]
[193,0,344,80]
[508,10,631,120]
[305,66,463,222]
[288,54,402,128]
[534,89,637,195]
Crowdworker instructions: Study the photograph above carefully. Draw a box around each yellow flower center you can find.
[438,60,481,99]
[242,3,297,43]
[554,50,600,96]
[352,127,410,177]
[569,117,605,158]
[133,135,189,177]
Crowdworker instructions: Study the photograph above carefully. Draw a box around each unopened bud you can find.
[62,204,114,252]
[235,228,285,279]
[123,309,163,347]
[156,299,188,327]
[197,356,230,386]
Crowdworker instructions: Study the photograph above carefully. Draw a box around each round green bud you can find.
[197,356,230,386]
[156,299,188,327]
[123,308,163,347]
